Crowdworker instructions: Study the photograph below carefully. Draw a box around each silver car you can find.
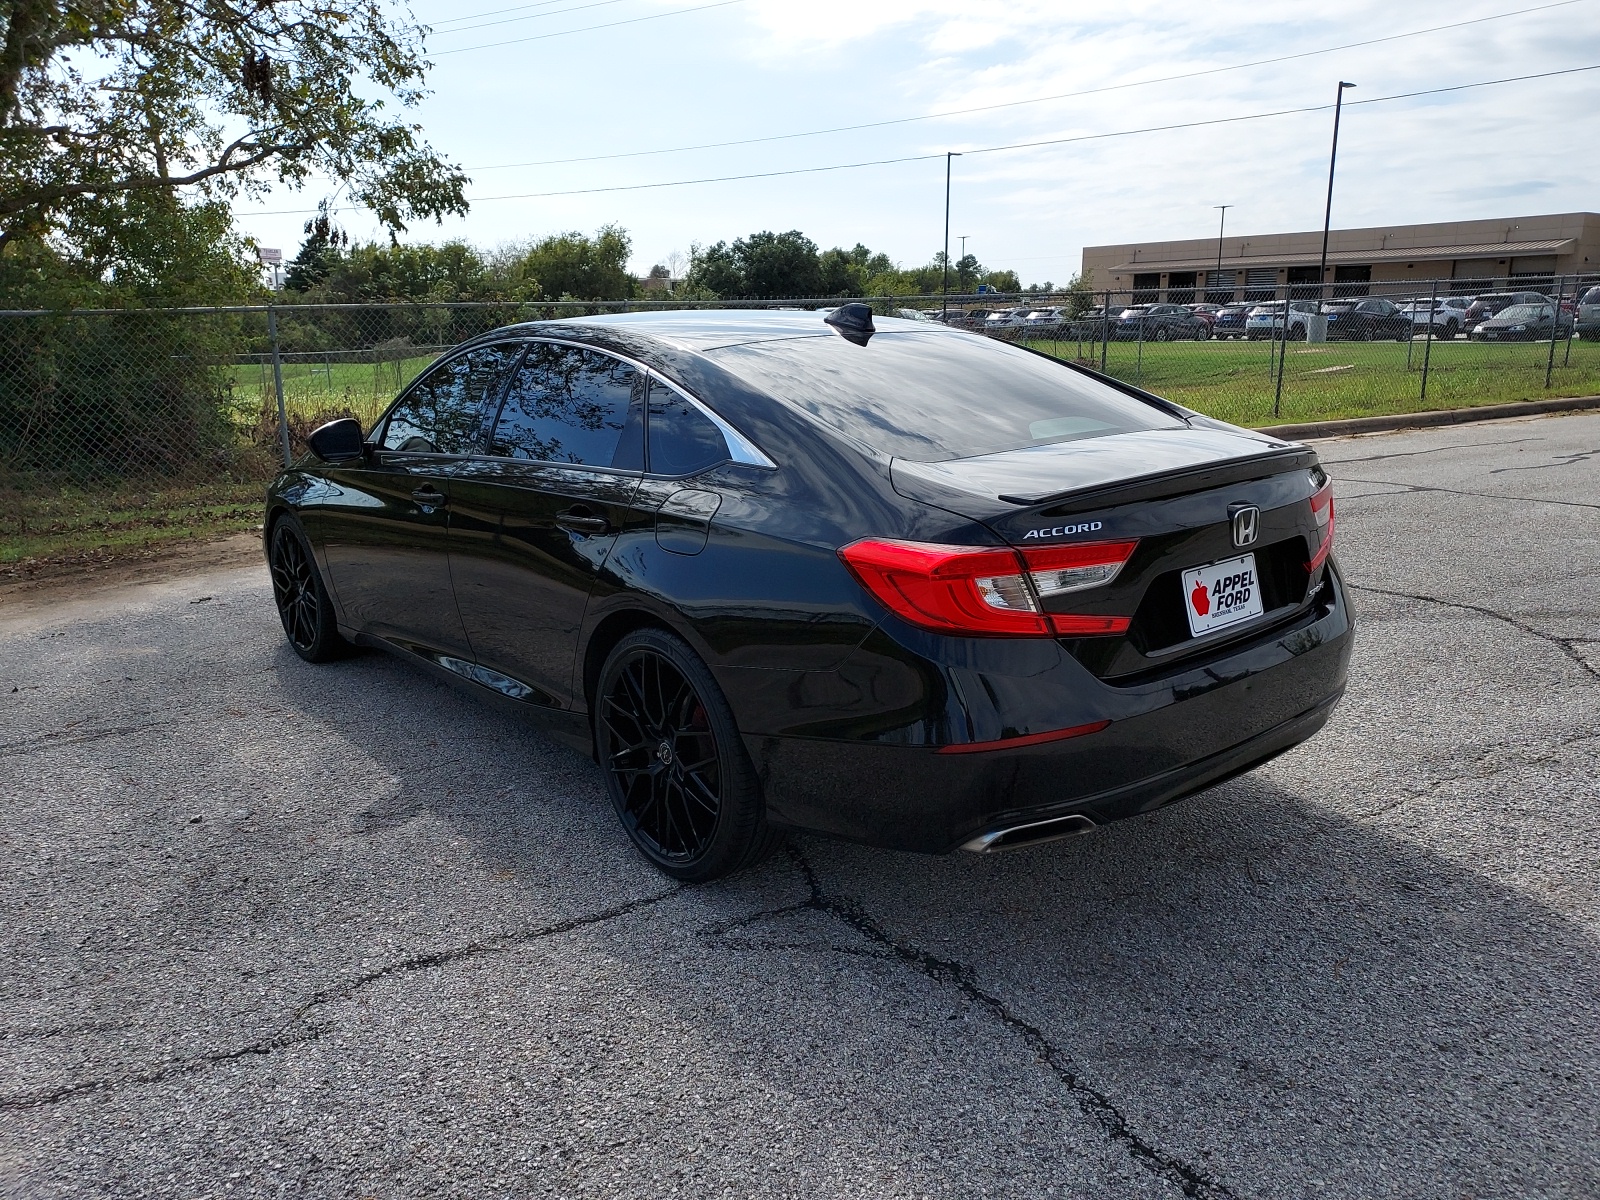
[1577,285,1600,338]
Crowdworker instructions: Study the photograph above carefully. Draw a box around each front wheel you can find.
[268,518,349,663]
[595,628,781,882]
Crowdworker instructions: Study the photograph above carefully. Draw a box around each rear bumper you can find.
[745,565,1354,854]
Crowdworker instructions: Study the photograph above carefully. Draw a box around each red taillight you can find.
[837,538,1136,637]
[1307,480,1334,573]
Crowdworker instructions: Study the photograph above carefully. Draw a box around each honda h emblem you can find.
[1230,504,1260,548]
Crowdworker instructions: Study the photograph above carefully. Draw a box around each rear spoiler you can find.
[998,447,1317,512]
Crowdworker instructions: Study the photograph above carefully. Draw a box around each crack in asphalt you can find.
[0,718,175,758]
[1335,477,1600,512]
[1352,584,1600,683]
[1322,436,1545,466]
[763,845,1242,1200]
[1488,447,1600,474]
[1350,729,1600,821]
[0,887,681,1113]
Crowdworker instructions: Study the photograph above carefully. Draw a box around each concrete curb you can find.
[1256,394,1600,441]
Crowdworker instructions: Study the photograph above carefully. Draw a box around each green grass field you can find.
[231,352,441,433]
[1027,333,1599,426]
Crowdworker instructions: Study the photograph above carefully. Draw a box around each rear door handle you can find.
[555,508,610,536]
[411,488,447,506]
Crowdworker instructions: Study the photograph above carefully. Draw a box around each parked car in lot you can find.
[1467,302,1574,342]
[1321,297,1414,341]
[1066,307,1117,339]
[1245,301,1320,340]
[267,307,1350,879]
[1463,291,1551,333]
[1023,307,1066,328]
[984,308,1029,331]
[1186,303,1224,329]
[1112,303,1211,341]
[1399,298,1465,339]
[1576,285,1600,338]
[1210,305,1251,339]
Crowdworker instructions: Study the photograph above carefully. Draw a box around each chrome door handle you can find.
[411,488,447,506]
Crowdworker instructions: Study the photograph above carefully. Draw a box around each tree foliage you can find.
[684,231,1024,300]
[0,0,468,255]
[283,225,636,303]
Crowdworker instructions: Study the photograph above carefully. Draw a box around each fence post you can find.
[1272,290,1288,419]
[268,304,291,468]
[1420,278,1438,405]
[1545,275,1563,388]
[1100,290,1110,372]
[1135,311,1144,385]
[1564,276,1579,366]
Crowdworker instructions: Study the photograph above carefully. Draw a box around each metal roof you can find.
[1111,238,1575,273]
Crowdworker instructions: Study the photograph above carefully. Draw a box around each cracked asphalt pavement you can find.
[2,412,1597,1199]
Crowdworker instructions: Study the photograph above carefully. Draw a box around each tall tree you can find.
[505,226,634,300]
[0,0,469,255]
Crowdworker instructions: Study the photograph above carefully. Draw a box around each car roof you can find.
[465,308,955,352]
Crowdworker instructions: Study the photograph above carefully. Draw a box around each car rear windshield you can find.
[702,331,1185,463]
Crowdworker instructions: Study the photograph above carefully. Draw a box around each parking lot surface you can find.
[2,412,1597,1199]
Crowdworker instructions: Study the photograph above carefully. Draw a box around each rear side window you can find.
[383,343,520,454]
[488,343,644,469]
[705,331,1184,463]
[648,380,728,476]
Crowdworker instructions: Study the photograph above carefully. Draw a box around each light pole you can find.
[1318,82,1357,302]
[1212,205,1231,301]
[942,152,961,319]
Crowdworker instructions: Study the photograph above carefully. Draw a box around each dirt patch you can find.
[0,530,266,615]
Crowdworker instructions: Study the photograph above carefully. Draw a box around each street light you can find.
[942,152,961,319]
[1318,82,1357,302]
[1212,205,1231,301]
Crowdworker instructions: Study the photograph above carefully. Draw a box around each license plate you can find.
[1182,553,1264,637]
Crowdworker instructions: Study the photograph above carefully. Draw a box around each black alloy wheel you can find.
[269,519,347,662]
[595,628,778,882]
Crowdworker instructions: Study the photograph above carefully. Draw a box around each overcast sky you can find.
[231,0,1600,285]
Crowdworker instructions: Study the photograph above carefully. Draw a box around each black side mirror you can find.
[306,417,365,462]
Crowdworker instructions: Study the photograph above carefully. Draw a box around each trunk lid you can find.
[890,427,1332,682]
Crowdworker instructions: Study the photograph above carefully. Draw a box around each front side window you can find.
[383,343,520,455]
[487,343,644,469]
[647,379,729,477]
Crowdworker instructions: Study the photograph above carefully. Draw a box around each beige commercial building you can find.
[1081,212,1600,303]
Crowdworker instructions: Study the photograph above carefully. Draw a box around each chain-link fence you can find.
[2,282,1597,491]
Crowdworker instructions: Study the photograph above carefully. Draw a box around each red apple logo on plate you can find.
[1191,579,1210,616]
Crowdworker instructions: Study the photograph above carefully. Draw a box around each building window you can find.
[1165,271,1196,304]
[1286,266,1321,299]
[1204,270,1234,304]
[1243,267,1278,303]
[1132,273,1160,304]
[1333,264,1371,297]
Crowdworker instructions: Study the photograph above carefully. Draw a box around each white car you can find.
[1399,298,1466,339]
[1022,307,1065,327]
[983,308,1029,329]
[894,308,935,322]
[1245,300,1319,340]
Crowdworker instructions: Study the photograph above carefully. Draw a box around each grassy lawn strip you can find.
[1029,335,1600,426]
[0,480,266,579]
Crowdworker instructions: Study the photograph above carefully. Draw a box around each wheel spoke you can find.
[601,647,725,862]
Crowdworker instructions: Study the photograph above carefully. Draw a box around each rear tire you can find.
[595,628,781,882]
[268,517,349,663]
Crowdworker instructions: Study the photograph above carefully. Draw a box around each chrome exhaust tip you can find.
[960,813,1097,853]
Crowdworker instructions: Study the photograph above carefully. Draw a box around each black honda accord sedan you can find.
[265,306,1351,880]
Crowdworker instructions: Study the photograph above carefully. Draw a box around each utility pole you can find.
[942,152,961,320]
[1318,82,1357,303]
[1212,205,1231,301]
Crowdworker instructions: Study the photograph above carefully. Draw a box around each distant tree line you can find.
[276,223,1031,305]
